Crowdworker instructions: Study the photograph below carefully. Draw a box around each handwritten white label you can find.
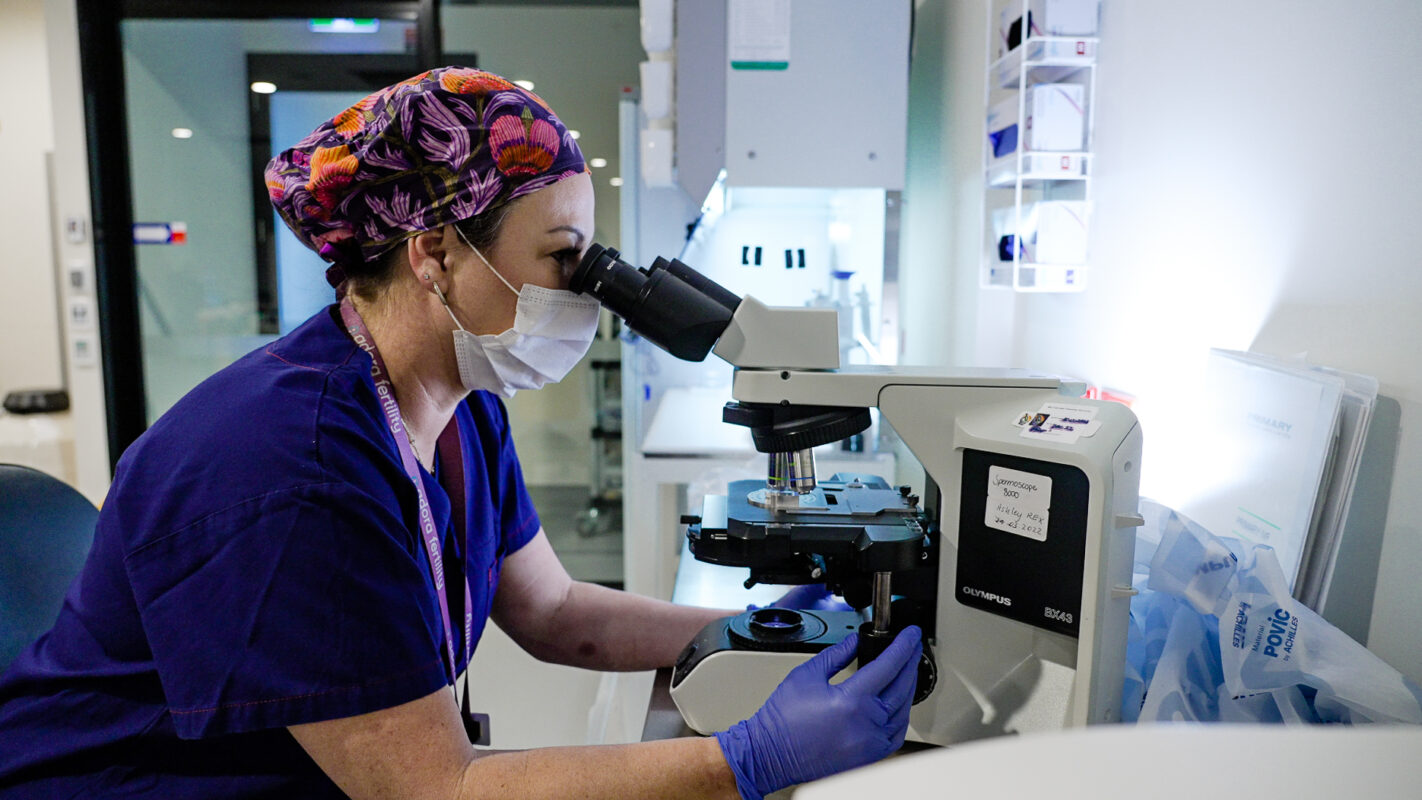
[985,466,1052,541]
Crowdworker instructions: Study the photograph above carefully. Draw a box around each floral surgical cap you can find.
[265,66,586,285]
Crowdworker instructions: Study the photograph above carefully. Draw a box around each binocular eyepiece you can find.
[571,244,742,363]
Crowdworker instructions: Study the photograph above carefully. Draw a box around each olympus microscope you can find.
[570,245,1143,746]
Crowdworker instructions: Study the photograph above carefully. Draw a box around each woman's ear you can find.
[404,228,455,287]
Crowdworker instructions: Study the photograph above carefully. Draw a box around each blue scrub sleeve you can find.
[123,481,450,739]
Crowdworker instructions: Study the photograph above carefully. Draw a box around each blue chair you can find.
[0,463,98,670]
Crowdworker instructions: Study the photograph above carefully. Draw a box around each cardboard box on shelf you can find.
[987,83,1086,158]
[997,0,1101,58]
[991,200,1089,265]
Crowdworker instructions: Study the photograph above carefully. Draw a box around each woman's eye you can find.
[552,249,580,273]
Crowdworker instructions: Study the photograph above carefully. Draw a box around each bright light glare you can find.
[171,127,194,139]
[609,177,624,187]
[568,129,582,140]
[309,18,381,34]
[250,81,277,95]
[589,157,608,168]
[513,79,535,91]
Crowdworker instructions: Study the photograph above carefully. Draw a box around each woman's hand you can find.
[714,627,922,800]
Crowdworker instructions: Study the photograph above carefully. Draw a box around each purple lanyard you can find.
[340,298,472,680]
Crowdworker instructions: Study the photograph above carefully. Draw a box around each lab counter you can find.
[640,667,697,741]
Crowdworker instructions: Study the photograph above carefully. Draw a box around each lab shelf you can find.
[985,152,1092,188]
[980,1,1101,294]
[982,261,1085,293]
[990,36,1099,88]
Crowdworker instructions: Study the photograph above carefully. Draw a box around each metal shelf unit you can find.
[981,2,1101,293]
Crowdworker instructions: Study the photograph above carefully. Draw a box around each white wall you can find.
[40,0,110,504]
[0,0,104,497]
[906,0,1422,682]
[0,0,63,397]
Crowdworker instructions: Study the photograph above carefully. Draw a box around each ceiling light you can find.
[308,18,380,34]
[589,157,608,168]
[513,79,535,91]
[568,129,582,140]
[171,127,194,139]
[250,81,277,95]
[609,177,624,187]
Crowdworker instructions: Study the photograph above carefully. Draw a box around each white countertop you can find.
[641,386,755,456]
[797,725,1422,798]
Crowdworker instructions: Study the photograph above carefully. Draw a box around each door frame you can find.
[76,0,441,470]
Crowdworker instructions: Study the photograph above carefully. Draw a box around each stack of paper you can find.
[1294,365,1378,609]
[1155,349,1375,604]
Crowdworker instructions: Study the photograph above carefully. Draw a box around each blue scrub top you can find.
[0,306,542,798]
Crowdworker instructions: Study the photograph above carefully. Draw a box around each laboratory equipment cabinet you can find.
[981,0,1100,292]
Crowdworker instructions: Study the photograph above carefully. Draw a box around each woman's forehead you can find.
[504,173,594,235]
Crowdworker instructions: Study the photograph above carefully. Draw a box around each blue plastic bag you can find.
[1123,500,1422,725]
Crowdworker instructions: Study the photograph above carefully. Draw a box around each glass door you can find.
[77,1,441,463]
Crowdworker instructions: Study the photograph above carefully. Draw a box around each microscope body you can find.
[570,246,1142,746]
[670,367,1143,745]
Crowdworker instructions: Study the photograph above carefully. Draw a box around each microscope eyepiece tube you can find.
[661,257,742,313]
[569,244,649,311]
[570,244,742,363]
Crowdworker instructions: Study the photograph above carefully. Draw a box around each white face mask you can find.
[435,230,601,398]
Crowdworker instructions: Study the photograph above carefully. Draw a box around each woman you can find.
[0,67,920,799]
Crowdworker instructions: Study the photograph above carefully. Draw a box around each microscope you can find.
[571,245,1143,746]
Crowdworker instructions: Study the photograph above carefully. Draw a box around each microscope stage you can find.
[687,475,929,574]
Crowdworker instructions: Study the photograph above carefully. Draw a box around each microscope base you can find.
[669,609,861,735]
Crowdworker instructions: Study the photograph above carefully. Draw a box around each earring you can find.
[422,273,431,281]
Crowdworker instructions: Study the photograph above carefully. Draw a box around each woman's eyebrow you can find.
[547,225,586,245]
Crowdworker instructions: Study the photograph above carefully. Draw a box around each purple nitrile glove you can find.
[715,626,922,800]
[751,582,853,613]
